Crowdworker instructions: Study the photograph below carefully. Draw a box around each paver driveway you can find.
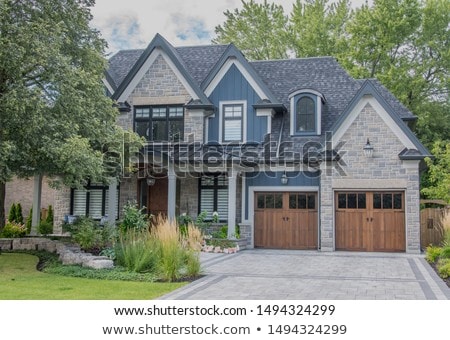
[161,249,450,300]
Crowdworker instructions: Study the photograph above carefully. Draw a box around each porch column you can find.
[31,174,42,235]
[227,169,238,239]
[107,177,118,225]
[167,164,176,221]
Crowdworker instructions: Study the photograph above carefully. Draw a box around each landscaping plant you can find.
[119,202,149,233]
[0,221,26,238]
[116,229,157,273]
[38,221,53,236]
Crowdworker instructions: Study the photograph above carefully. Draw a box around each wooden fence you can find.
[420,200,450,248]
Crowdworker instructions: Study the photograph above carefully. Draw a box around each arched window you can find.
[296,96,316,132]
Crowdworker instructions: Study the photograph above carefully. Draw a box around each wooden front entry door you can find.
[335,192,405,252]
[254,192,318,249]
[148,178,168,218]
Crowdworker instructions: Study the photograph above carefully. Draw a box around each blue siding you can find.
[244,171,320,220]
[207,64,267,142]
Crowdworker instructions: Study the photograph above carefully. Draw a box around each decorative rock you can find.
[82,258,114,269]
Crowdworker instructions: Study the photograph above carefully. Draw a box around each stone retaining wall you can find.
[0,238,113,269]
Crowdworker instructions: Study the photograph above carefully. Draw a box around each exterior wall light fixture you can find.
[363,138,374,158]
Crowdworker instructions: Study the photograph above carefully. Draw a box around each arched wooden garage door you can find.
[335,192,405,252]
[254,192,318,249]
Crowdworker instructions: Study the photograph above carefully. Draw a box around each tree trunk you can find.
[0,181,5,230]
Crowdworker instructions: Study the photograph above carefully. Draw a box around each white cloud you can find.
[91,0,371,55]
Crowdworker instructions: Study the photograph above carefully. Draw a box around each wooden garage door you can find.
[335,192,405,252]
[254,192,318,249]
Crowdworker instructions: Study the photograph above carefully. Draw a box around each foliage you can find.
[46,205,54,225]
[25,207,32,234]
[38,221,53,236]
[114,217,203,281]
[0,0,144,229]
[7,203,16,223]
[66,216,115,251]
[421,141,450,202]
[119,202,149,233]
[425,245,442,263]
[211,225,241,239]
[437,258,450,279]
[115,229,157,273]
[213,0,289,60]
[0,221,26,238]
[205,238,238,249]
[289,0,351,58]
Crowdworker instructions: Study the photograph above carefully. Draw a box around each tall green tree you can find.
[421,141,450,202]
[342,0,449,114]
[213,0,289,60]
[289,0,351,57]
[0,0,142,230]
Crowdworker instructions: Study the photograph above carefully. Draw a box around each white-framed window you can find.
[289,90,323,136]
[219,100,247,143]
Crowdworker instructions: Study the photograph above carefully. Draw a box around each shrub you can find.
[68,217,114,252]
[25,207,32,234]
[8,203,17,223]
[1,221,27,238]
[185,251,201,278]
[119,202,149,233]
[437,258,450,279]
[38,221,53,236]
[211,225,240,239]
[46,205,54,225]
[440,245,450,259]
[115,229,157,273]
[425,245,442,263]
[16,203,24,224]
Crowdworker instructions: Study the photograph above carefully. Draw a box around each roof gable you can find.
[202,44,280,105]
[331,80,430,157]
[111,34,211,105]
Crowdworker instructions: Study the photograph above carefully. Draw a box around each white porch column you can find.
[227,169,238,239]
[167,164,176,221]
[107,177,118,224]
[31,174,42,235]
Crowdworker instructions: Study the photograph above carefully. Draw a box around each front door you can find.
[148,177,168,218]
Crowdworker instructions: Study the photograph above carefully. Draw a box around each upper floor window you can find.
[134,105,184,142]
[296,96,316,132]
[223,104,243,142]
[289,90,324,136]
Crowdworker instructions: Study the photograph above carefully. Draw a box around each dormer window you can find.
[289,89,324,136]
[296,96,316,132]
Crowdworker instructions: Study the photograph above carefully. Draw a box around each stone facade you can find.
[320,101,421,253]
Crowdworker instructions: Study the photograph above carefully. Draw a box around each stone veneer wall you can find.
[320,102,421,253]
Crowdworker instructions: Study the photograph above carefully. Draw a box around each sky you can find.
[91,0,370,57]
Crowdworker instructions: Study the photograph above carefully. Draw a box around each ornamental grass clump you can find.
[151,216,203,282]
[116,229,157,273]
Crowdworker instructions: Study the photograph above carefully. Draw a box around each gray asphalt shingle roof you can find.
[106,43,416,131]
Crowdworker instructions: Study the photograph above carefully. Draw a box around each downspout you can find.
[275,113,285,159]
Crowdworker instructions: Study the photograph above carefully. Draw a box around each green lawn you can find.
[0,253,187,299]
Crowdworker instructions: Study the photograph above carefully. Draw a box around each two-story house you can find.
[53,33,430,253]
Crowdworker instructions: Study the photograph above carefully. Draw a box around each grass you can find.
[0,253,187,300]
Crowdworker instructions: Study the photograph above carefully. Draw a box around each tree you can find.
[0,0,142,230]
[421,141,450,202]
[213,0,289,60]
[289,0,351,58]
[342,0,449,114]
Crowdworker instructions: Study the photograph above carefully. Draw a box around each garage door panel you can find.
[336,210,367,251]
[254,192,318,249]
[336,192,405,252]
